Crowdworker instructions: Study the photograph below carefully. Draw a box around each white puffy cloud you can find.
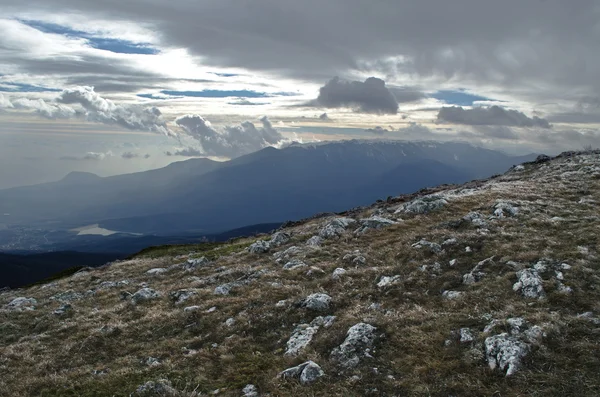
[175,114,287,158]
[165,147,203,157]
[0,93,14,109]
[437,106,551,128]
[60,150,114,161]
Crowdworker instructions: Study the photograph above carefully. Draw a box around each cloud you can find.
[0,93,14,109]
[437,106,551,128]
[165,147,203,157]
[60,151,113,161]
[366,126,388,135]
[57,86,172,135]
[175,115,287,158]
[121,151,150,159]
[227,98,265,106]
[1,86,174,135]
[309,77,399,114]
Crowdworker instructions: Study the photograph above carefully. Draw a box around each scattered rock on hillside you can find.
[270,232,292,247]
[332,268,347,280]
[330,323,378,369]
[53,304,72,315]
[185,256,210,270]
[134,379,178,396]
[484,334,530,376]
[412,239,442,254]
[301,293,332,311]
[169,289,197,304]
[494,202,519,217]
[355,215,398,234]
[463,256,495,285]
[306,236,323,246]
[513,269,545,299]
[5,297,37,311]
[50,290,83,303]
[285,324,319,356]
[319,217,357,239]
[377,275,401,288]
[248,240,270,254]
[442,290,463,300]
[279,361,325,385]
[131,288,161,304]
[146,268,168,275]
[283,259,308,270]
[398,195,448,215]
[343,250,367,266]
[242,384,259,396]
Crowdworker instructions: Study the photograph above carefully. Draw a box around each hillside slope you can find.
[1,151,599,396]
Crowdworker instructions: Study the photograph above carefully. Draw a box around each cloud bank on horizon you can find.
[1,0,600,187]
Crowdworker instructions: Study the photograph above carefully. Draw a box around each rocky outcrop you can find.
[5,297,37,311]
[279,361,325,385]
[330,323,378,368]
[513,269,545,299]
[301,293,332,311]
[131,288,161,304]
[319,217,357,239]
[398,195,448,214]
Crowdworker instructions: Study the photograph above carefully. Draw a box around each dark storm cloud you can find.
[310,77,399,114]
[437,106,551,128]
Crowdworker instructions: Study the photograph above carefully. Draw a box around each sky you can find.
[1,0,600,188]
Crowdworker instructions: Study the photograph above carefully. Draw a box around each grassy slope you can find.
[0,152,599,396]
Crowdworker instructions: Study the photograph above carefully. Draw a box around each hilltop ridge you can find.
[1,151,599,396]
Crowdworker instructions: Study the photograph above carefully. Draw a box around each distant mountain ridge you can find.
[0,140,536,236]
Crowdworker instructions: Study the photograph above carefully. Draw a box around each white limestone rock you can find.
[484,333,530,376]
[283,259,308,270]
[513,269,546,299]
[330,323,378,369]
[442,290,464,300]
[301,293,332,311]
[377,275,401,288]
[412,239,442,254]
[398,195,448,215]
[131,288,161,304]
[332,268,347,280]
[305,236,324,246]
[248,240,270,254]
[278,361,325,385]
[6,297,37,311]
[146,268,168,275]
[285,324,319,356]
[319,217,357,239]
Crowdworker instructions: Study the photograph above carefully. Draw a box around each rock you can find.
[442,238,458,246]
[169,289,196,304]
[513,164,525,171]
[332,268,347,280]
[274,246,304,263]
[449,259,458,267]
[134,379,178,396]
[285,324,319,356]
[494,202,519,217]
[343,250,367,266]
[301,293,332,311]
[131,288,161,304]
[225,317,236,327]
[184,305,201,312]
[53,304,72,315]
[460,328,475,343]
[206,306,217,313]
[279,361,325,385]
[330,323,378,368]
[442,290,463,300]
[214,283,234,296]
[242,384,258,397]
[306,267,325,276]
[145,357,161,367]
[311,315,336,328]
[146,268,167,275]
[270,231,291,247]
[399,195,448,214]
[412,239,442,254]
[484,333,530,376]
[533,154,551,163]
[319,217,357,239]
[355,215,397,234]
[185,256,210,270]
[275,300,288,308]
[51,290,83,303]
[463,256,494,285]
[513,269,545,299]
[377,275,401,288]
[283,259,308,270]
[6,297,37,311]
[248,240,270,254]
[306,236,324,246]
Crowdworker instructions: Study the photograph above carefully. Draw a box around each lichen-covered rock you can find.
[398,195,448,214]
[377,275,401,288]
[332,268,347,280]
[301,293,332,311]
[50,290,83,303]
[53,304,72,315]
[412,239,442,254]
[169,289,196,304]
[214,283,235,296]
[131,288,161,304]
[494,202,519,217]
[460,328,475,343]
[6,297,37,311]
[274,246,304,263]
[248,240,270,254]
[305,235,324,246]
[283,259,308,270]
[279,361,325,385]
[242,384,259,397]
[513,269,545,299]
[319,217,357,239]
[463,256,495,285]
[146,268,167,275]
[270,231,291,247]
[185,256,210,270]
[134,379,178,396]
[442,290,464,300]
[311,315,336,328]
[330,323,378,368]
[484,333,530,376]
[343,250,367,266]
[355,215,398,234]
[285,324,319,356]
